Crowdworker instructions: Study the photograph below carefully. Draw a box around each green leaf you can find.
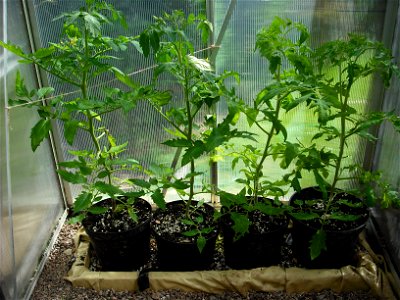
[181,218,195,226]
[30,119,51,151]
[84,13,101,36]
[182,229,198,237]
[58,160,83,169]
[289,212,319,220]
[128,207,138,223]
[111,67,138,89]
[88,206,108,215]
[57,169,87,184]
[283,142,299,167]
[310,229,327,260]
[36,87,54,99]
[151,188,166,209]
[187,55,212,71]
[181,141,206,166]
[129,178,151,189]
[196,236,206,253]
[108,142,128,154]
[231,212,250,239]
[149,30,160,53]
[162,138,192,148]
[245,108,259,127]
[33,47,55,59]
[64,120,80,145]
[15,71,29,97]
[0,41,26,58]
[139,32,150,57]
[329,213,361,222]
[94,181,123,196]
[73,192,93,213]
[149,90,172,107]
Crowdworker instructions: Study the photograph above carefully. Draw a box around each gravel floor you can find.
[31,223,379,300]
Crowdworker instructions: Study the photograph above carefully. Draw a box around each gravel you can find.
[31,223,378,300]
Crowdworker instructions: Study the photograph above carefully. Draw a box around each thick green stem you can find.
[327,64,351,209]
[252,66,282,203]
[82,27,113,210]
[253,99,282,203]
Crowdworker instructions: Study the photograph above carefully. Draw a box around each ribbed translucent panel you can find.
[214,0,388,197]
[1,1,65,299]
[375,0,400,190]
[31,0,208,201]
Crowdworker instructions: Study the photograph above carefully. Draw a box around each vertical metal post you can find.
[2,0,17,298]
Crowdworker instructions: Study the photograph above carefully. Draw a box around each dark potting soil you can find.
[151,201,218,244]
[84,198,152,234]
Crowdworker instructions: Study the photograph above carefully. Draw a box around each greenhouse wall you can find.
[0,1,65,299]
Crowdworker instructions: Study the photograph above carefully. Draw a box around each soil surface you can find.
[31,222,379,299]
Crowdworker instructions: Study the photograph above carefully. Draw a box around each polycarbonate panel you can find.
[30,0,209,202]
[1,1,65,299]
[371,1,400,282]
[213,0,389,198]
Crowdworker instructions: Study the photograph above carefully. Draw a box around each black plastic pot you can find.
[289,187,369,269]
[221,198,289,269]
[151,200,218,271]
[83,197,152,271]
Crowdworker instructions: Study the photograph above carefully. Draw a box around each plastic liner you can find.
[65,229,395,298]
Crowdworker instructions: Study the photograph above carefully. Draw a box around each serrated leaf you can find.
[57,169,87,184]
[36,87,54,99]
[290,212,320,220]
[69,214,85,223]
[181,219,195,226]
[97,171,110,179]
[112,67,138,89]
[33,47,55,58]
[139,32,150,57]
[0,41,27,58]
[108,142,128,154]
[58,160,82,169]
[129,178,151,189]
[73,192,93,213]
[149,30,160,53]
[329,213,361,222]
[187,55,212,71]
[181,141,206,166]
[88,206,109,215]
[231,212,250,239]
[151,188,166,209]
[64,120,80,145]
[196,236,206,253]
[162,138,192,148]
[128,207,138,223]
[84,13,101,36]
[310,229,327,260]
[94,181,123,196]
[30,119,51,151]
[15,71,29,97]
[182,229,198,237]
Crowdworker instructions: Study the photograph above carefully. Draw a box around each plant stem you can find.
[253,66,282,203]
[327,63,351,209]
[184,64,195,215]
[82,26,114,209]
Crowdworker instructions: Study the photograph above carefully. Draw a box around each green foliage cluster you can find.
[256,17,400,259]
[2,0,155,222]
[218,17,312,239]
[136,10,255,251]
